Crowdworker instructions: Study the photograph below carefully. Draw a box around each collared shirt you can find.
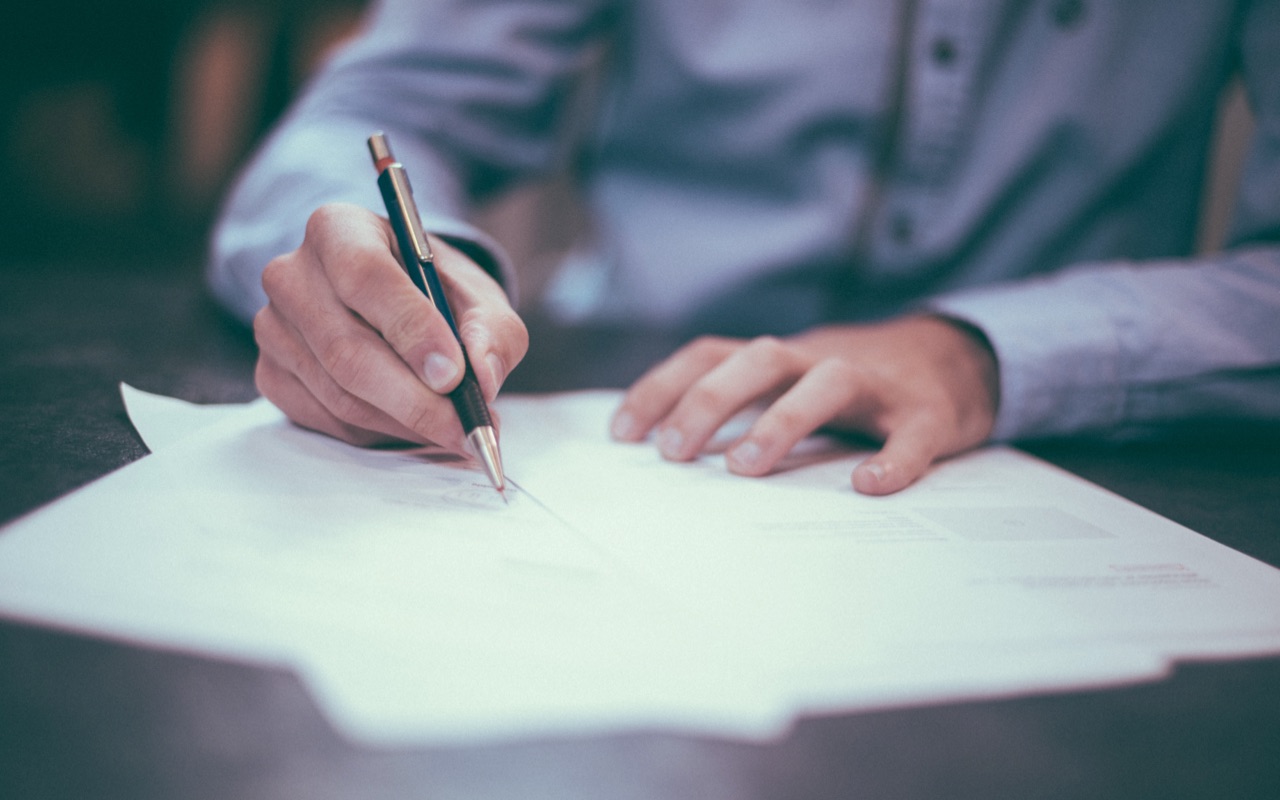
[210,0,1280,441]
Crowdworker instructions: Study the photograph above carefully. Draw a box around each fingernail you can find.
[728,440,762,472]
[657,427,684,459]
[611,410,638,440]
[485,353,505,399]
[854,461,888,492]
[423,353,460,392]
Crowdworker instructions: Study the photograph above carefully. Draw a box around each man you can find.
[209,0,1280,495]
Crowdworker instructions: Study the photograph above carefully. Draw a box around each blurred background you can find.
[1,0,368,269]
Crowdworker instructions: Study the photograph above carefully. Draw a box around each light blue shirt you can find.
[210,0,1280,442]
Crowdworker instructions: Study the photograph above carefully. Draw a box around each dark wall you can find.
[0,1,366,268]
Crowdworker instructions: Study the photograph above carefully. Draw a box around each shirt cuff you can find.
[207,121,518,324]
[927,273,1131,441]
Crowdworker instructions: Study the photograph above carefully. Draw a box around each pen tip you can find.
[467,426,507,501]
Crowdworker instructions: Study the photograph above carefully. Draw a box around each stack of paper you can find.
[0,386,1277,745]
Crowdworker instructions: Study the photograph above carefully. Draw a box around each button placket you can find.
[902,0,984,183]
[868,0,990,267]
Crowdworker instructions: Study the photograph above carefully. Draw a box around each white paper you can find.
[120,382,252,452]
[1,386,1278,746]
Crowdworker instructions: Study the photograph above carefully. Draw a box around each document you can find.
[1,387,1278,745]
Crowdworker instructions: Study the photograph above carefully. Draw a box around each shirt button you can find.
[930,37,958,67]
[1050,0,1086,29]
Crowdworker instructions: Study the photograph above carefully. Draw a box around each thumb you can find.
[851,417,943,496]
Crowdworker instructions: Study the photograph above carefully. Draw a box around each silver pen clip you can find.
[368,132,435,270]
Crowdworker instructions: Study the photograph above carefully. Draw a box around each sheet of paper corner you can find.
[1,383,1275,749]
[114,384,798,743]
[121,382,276,453]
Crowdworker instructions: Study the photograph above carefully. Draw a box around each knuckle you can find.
[814,356,860,385]
[253,357,279,400]
[747,334,783,352]
[326,389,368,427]
[320,334,373,391]
[260,255,295,300]
[752,407,812,449]
[303,205,394,301]
[929,404,965,439]
[456,317,490,350]
[904,415,948,452]
[684,380,729,411]
[762,404,807,438]
[252,304,289,355]
[382,306,433,350]
[251,307,271,348]
[332,246,388,303]
[498,314,530,359]
[403,399,441,436]
[687,335,734,362]
[744,335,790,370]
[620,379,664,414]
[459,311,529,363]
[304,202,351,242]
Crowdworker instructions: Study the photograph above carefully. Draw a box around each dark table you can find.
[3,262,1279,800]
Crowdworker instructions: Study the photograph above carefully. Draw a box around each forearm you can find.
[206,0,609,323]
[208,117,510,324]
[931,247,1280,440]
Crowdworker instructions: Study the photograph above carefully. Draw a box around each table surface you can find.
[2,263,1279,800]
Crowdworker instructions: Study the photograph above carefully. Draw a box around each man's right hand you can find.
[253,202,528,452]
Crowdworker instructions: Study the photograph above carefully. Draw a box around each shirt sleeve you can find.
[206,0,612,324]
[929,0,1280,441]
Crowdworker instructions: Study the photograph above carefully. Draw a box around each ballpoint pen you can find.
[367,132,506,497]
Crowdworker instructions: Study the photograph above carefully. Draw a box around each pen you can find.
[367,132,506,497]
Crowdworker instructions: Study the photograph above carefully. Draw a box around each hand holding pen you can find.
[250,145,528,482]
[369,132,506,494]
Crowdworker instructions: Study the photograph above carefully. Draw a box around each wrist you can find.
[921,313,1001,439]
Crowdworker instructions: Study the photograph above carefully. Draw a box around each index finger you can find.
[311,204,468,394]
[269,205,466,449]
[610,336,739,441]
[429,237,529,403]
